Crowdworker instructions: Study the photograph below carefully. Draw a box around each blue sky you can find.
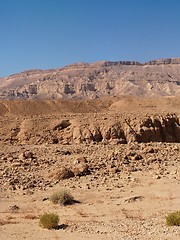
[1,0,180,77]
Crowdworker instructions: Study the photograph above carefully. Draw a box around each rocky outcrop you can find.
[137,115,180,143]
[1,112,179,145]
[147,58,180,65]
[102,61,141,66]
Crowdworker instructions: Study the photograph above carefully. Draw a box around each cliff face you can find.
[0,58,180,99]
[147,58,180,65]
[0,96,179,145]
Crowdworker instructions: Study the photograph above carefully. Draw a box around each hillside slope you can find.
[0,58,180,99]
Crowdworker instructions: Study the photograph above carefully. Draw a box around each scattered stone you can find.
[124,196,144,203]
[9,205,19,212]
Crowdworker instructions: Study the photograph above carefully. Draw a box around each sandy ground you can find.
[1,146,180,240]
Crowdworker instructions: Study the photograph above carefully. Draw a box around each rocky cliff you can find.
[0,96,179,145]
[0,58,180,99]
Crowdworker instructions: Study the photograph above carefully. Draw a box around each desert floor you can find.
[0,142,180,240]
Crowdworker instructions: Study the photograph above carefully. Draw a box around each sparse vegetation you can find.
[166,211,180,226]
[39,213,59,229]
[50,189,74,205]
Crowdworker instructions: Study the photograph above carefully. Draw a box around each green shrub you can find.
[166,211,180,226]
[39,213,59,229]
[50,189,74,206]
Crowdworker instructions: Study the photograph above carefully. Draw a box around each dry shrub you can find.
[166,211,180,226]
[39,213,59,229]
[50,189,74,206]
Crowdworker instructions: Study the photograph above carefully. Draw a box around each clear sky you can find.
[1,0,180,77]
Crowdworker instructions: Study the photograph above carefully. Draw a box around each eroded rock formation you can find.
[1,58,180,99]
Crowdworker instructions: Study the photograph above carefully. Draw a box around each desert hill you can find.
[0,58,180,99]
[0,96,179,146]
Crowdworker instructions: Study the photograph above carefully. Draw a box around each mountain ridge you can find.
[1,58,180,100]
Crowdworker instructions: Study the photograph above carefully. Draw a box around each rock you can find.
[124,196,144,203]
[9,205,19,212]
[72,163,90,177]
[49,167,74,180]
[73,156,87,164]
[53,120,71,131]
[133,154,143,161]
[19,151,35,160]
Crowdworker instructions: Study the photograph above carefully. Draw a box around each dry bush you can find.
[50,189,74,206]
[166,211,180,226]
[39,213,59,229]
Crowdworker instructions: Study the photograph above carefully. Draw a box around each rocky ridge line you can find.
[0,58,180,99]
